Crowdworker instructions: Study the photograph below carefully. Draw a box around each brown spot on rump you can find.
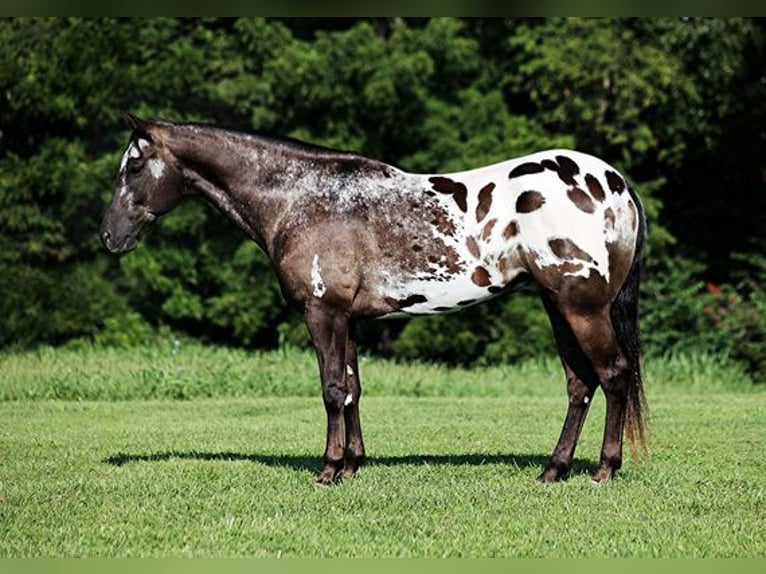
[481,218,497,241]
[466,236,480,259]
[604,207,616,228]
[471,266,491,287]
[429,176,467,212]
[476,182,495,223]
[540,156,579,186]
[557,261,585,275]
[585,173,606,202]
[502,220,519,239]
[605,170,626,193]
[508,162,545,179]
[498,255,509,274]
[516,191,546,213]
[567,187,596,213]
[555,155,580,186]
[540,159,558,172]
[548,237,594,263]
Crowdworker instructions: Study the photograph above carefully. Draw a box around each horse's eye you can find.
[127,158,144,174]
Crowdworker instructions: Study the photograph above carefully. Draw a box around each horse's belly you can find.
[376,262,527,317]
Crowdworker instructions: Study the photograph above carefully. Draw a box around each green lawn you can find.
[0,347,763,557]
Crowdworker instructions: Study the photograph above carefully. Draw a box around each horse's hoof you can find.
[538,462,569,483]
[591,466,615,483]
[340,466,360,481]
[340,455,364,480]
[315,467,341,486]
[538,468,558,483]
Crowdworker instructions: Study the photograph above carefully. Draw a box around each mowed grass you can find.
[0,346,764,557]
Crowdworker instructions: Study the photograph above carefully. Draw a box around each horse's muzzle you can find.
[100,228,138,254]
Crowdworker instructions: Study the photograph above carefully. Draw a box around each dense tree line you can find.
[1,18,763,380]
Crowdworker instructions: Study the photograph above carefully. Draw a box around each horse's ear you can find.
[123,112,154,142]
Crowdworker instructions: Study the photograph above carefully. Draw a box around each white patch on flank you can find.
[147,157,166,180]
[311,254,326,298]
[344,393,353,406]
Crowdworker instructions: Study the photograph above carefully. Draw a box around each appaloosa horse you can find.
[101,114,647,484]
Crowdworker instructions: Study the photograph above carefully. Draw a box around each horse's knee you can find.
[566,375,596,406]
[597,355,629,396]
[323,384,348,412]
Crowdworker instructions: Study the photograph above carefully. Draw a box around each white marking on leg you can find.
[311,254,326,298]
[346,364,354,376]
[584,396,590,404]
[344,393,353,406]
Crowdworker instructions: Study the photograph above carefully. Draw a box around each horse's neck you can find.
[172,126,400,256]
[172,128,312,254]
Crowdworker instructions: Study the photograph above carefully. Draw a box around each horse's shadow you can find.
[102,450,599,478]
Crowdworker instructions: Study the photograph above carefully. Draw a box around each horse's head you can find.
[100,114,186,253]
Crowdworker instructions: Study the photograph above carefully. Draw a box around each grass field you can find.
[1,345,764,557]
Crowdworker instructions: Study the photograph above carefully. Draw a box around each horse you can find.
[101,114,648,485]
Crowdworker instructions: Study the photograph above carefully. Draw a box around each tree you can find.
[0,18,763,380]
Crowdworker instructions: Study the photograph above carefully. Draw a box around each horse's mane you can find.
[155,118,390,173]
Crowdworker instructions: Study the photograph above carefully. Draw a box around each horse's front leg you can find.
[341,337,365,479]
[305,303,351,485]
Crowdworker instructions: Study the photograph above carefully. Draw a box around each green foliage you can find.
[393,293,555,366]
[0,346,753,403]
[0,18,763,382]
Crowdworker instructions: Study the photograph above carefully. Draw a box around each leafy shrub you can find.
[392,292,555,366]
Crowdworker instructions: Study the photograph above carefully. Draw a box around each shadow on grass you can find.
[102,450,599,478]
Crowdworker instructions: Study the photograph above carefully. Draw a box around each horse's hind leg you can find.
[568,310,630,482]
[545,293,631,483]
[539,292,599,482]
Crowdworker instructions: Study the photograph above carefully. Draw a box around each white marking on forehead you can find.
[119,140,144,173]
[147,157,166,180]
[311,254,326,298]
[119,144,135,172]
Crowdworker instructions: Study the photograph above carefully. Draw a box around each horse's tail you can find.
[610,188,648,458]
